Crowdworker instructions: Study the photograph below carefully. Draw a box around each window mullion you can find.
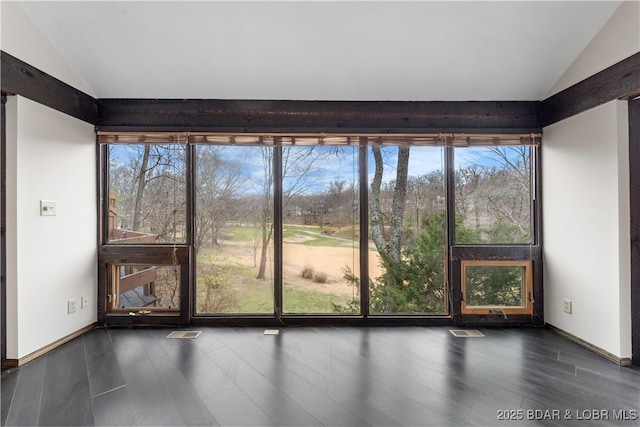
[445,145,459,320]
[274,141,283,319]
[359,138,369,318]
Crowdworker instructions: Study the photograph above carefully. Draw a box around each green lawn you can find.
[282,286,358,314]
[227,226,260,241]
[195,250,358,314]
[226,224,359,249]
[196,281,357,314]
[283,225,357,248]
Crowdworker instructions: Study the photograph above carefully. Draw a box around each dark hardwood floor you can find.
[2,326,640,426]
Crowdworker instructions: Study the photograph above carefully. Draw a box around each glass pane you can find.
[111,265,180,311]
[464,265,525,307]
[368,145,447,314]
[108,144,186,244]
[282,146,360,314]
[454,146,532,244]
[194,146,274,314]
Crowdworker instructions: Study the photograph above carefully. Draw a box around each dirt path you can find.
[202,239,383,296]
[282,243,383,295]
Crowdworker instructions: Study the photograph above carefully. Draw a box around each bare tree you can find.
[110,143,186,241]
[194,146,247,257]
[255,145,333,279]
[370,146,410,264]
[256,148,274,280]
[455,165,483,230]
[326,179,355,232]
[484,146,531,240]
[132,144,151,232]
[458,146,531,242]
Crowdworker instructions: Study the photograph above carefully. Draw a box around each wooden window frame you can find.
[98,245,191,325]
[461,260,533,315]
[107,264,180,314]
[98,133,541,325]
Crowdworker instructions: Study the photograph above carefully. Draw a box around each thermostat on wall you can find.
[40,200,57,216]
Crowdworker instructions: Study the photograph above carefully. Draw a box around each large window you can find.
[101,136,190,322]
[107,141,186,244]
[367,142,447,314]
[454,144,532,244]
[100,132,540,324]
[281,141,361,314]
[194,143,274,314]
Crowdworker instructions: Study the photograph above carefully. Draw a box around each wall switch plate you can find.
[563,299,572,314]
[81,296,88,309]
[40,200,57,216]
[68,299,77,314]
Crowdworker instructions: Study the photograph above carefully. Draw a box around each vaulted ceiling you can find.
[16,1,622,101]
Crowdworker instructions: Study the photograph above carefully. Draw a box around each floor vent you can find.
[166,331,201,339]
[264,329,280,335]
[449,329,485,338]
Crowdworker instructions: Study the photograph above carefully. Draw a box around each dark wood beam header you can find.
[541,51,640,127]
[97,99,541,134]
[3,46,637,133]
[0,51,98,124]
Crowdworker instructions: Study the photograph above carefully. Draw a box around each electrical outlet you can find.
[563,298,572,314]
[67,299,77,314]
[81,296,88,309]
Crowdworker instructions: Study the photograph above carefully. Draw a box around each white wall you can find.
[2,1,98,360]
[0,1,96,96]
[5,97,18,358]
[5,97,97,359]
[542,0,639,359]
[543,101,630,358]
[545,0,640,97]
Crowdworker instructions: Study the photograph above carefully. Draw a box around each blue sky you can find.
[110,144,528,197]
